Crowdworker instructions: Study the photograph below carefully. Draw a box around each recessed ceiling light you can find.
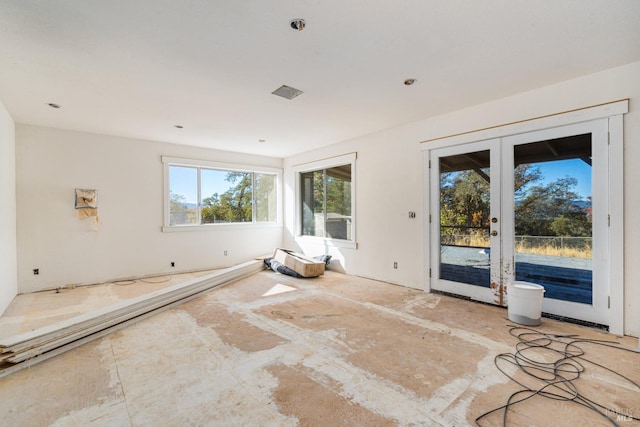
[47,103,61,108]
[404,78,417,86]
[272,85,304,100]
[174,125,183,129]
[290,19,306,31]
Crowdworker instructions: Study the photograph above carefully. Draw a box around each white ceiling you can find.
[1,1,639,158]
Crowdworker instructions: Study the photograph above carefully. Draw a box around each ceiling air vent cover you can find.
[272,85,303,100]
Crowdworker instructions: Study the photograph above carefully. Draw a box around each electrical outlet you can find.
[409,211,416,219]
[170,262,175,267]
[224,250,228,256]
[393,262,398,269]
[33,268,39,275]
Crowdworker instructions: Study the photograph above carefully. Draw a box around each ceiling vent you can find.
[271,85,304,100]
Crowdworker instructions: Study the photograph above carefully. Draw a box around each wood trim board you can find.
[0,260,265,378]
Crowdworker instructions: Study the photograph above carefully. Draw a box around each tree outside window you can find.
[168,165,277,226]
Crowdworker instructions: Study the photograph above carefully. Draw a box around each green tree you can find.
[514,174,591,237]
[169,191,196,224]
[201,172,252,223]
[440,168,490,232]
[514,164,542,196]
[441,163,591,239]
[170,191,186,212]
[326,175,350,216]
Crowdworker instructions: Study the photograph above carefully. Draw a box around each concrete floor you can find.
[0,269,638,426]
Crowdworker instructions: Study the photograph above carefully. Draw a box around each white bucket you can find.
[507,282,545,326]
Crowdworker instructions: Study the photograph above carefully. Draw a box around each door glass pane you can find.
[513,134,593,304]
[439,150,491,287]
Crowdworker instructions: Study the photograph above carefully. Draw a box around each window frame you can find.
[294,153,357,249]
[162,156,282,232]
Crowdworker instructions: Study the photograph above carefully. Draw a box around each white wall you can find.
[16,125,283,293]
[283,61,640,336]
[0,101,17,314]
[283,125,426,289]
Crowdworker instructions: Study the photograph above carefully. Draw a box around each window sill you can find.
[295,235,358,250]
[163,222,282,233]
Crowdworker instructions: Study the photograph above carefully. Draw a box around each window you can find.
[163,157,280,229]
[296,153,356,246]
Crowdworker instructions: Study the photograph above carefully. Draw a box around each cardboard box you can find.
[272,248,325,277]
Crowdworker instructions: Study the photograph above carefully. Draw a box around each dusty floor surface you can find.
[0,269,638,426]
[0,270,216,338]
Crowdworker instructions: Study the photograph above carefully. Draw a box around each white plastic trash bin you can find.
[507,282,545,326]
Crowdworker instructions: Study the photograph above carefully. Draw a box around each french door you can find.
[429,119,610,325]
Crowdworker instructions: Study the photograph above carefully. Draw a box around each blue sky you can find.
[536,158,591,199]
[170,167,234,204]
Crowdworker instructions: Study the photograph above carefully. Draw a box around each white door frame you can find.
[421,100,627,334]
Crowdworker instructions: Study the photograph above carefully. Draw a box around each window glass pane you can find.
[201,169,252,223]
[325,165,352,240]
[255,173,277,222]
[169,166,198,225]
[301,170,325,237]
[300,164,352,240]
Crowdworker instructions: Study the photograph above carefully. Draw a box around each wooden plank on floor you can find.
[0,261,262,351]
[0,279,236,379]
[0,260,265,374]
